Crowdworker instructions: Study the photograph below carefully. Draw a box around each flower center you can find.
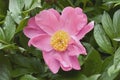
[50,30,70,52]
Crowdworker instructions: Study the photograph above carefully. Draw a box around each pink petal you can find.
[27,17,37,26]
[68,43,86,56]
[35,9,60,35]
[69,36,87,55]
[60,7,87,35]
[54,52,72,71]
[48,9,60,20]
[60,53,72,71]
[43,51,60,74]
[23,17,45,38]
[70,56,81,70]
[23,26,45,38]
[74,7,83,15]
[76,21,94,40]
[75,7,88,30]
[29,34,52,51]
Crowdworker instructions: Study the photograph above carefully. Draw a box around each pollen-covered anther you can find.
[50,30,70,51]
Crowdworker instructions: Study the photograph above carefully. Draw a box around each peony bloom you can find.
[23,7,94,74]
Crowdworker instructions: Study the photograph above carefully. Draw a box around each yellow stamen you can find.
[50,30,70,51]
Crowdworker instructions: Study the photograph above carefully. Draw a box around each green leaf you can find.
[19,33,29,49]
[113,37,120,41]
[94,24,114,54]
[9,0,24,14]
[114,72,120,80]
[91,15,102,23]
[107,65,118,76]
[77,75,88,80]
[81,43,102,76]
[20,75,38,80]
[9,0,41,24]
[24,0,33,10]
[112,47,120,67]
[10,54,33,68]
[9,0,24,23]
[23,0,41,14]
[114,1,120,6]
[0,54,12,69]
[0,27,5,40]
[12,68,36,78]
[4,12,16,42]
[30,0,41,9]
[0,54,11,80]
[78,74,100,80]
[113,9,120,37]
[102,11,115,39]
[98,70,118,80]
[11,13,23,24]
[101,56,113,73]
[10,54,44,77]
[98,56,118,80]
[108,47,120,76]
[0,43,14,50]
[11,54,44,78]
[16,18,28,33]
[0,65,11,80]
[88,74,101,80]
[104,0,120,7]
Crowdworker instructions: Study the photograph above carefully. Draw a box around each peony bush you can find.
[0,0,120,80]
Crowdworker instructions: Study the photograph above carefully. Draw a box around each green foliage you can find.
[94,24,114,54]
[103,0,120,7]
[0,54,11,80]
[76,74,101,80]
[0,0,120,80]
[81,43,102,76]
[0,27,5,41]
[0,0,8,19]
[113,9,120,38]
[4,12,16,42]
[20,75,39,80]
[108,47,120,76]
[102,11,115,39]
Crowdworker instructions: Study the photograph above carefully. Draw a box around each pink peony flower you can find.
[23,7,94,74]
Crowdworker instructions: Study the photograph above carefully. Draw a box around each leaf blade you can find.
[94,24,114,54]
